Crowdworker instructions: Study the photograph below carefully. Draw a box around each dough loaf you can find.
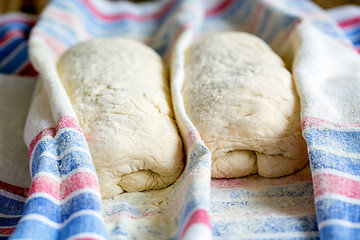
[57,38,184,198]
[183,32,308,178]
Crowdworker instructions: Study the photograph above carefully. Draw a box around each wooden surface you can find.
[0,0,48,14]
[0,0,359,15]
[312,0,359,8]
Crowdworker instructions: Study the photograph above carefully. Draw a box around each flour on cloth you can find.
[57,38,184,198]
[183,32,308,178]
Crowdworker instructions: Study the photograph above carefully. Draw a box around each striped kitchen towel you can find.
[328,4,360,53]
[0,74,36,240]
[1,0,360,239]
[294,7,360,238]
[0,13,37,76]
[0,13,37,240]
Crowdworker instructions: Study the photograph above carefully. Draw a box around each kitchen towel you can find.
[1,0,360,239]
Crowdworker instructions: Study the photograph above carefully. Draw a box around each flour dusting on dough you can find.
[183,32,308,178]
[57,38,184,198]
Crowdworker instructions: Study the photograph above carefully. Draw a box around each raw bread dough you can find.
[182,32,308,178]
[57,38,184,198]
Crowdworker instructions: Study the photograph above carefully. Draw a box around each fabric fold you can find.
[1,1,360,239]
[290,20,360,240]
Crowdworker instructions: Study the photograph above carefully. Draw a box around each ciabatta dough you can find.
[57,38,184,198]
[182,32,308,178]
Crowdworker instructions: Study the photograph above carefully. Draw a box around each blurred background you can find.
[0,0,359,15]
